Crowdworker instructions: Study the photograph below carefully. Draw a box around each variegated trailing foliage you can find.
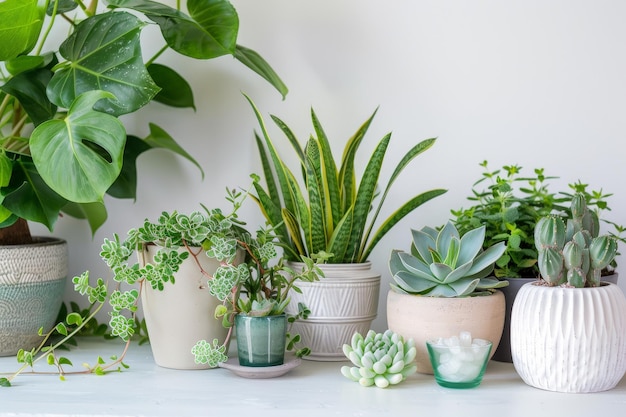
[0,0,286,244]
[389,221,508,297]
[247,94,447,264]
[1,188,320,386]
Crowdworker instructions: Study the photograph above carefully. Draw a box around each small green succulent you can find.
[389,221,508,297]
[341,330,417,388]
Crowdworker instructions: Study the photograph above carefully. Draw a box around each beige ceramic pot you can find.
[387,289,505,374]
[511,279,626,393]
[140,245,229,370]
[285,261,381,361]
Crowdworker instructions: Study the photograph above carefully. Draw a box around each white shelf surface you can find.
[1,338,625,417]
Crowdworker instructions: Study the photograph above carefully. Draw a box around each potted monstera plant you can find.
[0,0,285,356]
[247,94,446,361]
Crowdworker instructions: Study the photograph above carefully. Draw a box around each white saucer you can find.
[219,355,302,379]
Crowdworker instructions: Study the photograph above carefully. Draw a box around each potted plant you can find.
[0,0,285,356]
[247,95,447,360]
[451,161,623,362]
[386,221,508,374]
[510,193,626,393]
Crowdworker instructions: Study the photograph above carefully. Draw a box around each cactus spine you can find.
[535,193,617,287]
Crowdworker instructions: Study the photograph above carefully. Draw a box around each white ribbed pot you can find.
[285,261,381,361]
[0,237,68,356]
[387,289,505,374]
[510,279,626,393]
[140,245,229,370]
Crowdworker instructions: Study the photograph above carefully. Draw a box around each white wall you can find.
[31,0,626,332]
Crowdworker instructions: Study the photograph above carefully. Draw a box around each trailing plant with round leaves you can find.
[0,0,286,243]
[247,94,446,264]
[389,221,508,297]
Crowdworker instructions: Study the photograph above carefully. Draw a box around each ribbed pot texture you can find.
[511,280,626,393]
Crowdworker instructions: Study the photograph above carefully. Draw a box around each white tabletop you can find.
[1,338,625,417]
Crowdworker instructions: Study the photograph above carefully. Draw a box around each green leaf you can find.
[106,135,151,199]
[47,0,78,15]
[58,357,73,366]
[55,322,68,336]
[110,0,238,59]
[30,90,126,203]
[143,123,204,178]
[1,66,56,126]
[0,0,45,60]
[234,45,288,99]
[0,377,11,387]
[47,11,159,116]
[1,160,68,230]
[66,312,83,326]
[0,154,12,187]
[147,63,196,109]
[61,201,108,236]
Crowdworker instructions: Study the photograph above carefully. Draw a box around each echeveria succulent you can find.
[341,330,417,388]
[389,221,508,297]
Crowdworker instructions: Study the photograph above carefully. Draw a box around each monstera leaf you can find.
[30,90,126,203]
[47,11,160,116]
[108,0,238,59]
[0,0,46,60]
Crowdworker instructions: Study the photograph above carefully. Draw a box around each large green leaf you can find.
[235,45,288,99]
[1,160,68,230]
[108,0,238,59]
[0,0,46,60]
[61,201,108,236]
[143,123,204,178]
[30,90,126,203]
[1,66,56,126]
[106,135,151,199]
[147,63,195,109]
[47,11,159,116]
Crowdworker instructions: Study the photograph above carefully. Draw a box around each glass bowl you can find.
[426,335,492,389]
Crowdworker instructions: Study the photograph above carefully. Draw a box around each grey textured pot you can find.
[0,237,68,356]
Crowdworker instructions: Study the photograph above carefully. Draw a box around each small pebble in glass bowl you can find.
[426,331,492,389]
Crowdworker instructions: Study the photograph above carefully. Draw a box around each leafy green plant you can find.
[0,0,286,244]
[389,221,508,297]
[535,193,618,287]
[248,95,447,264]
[451,161,624,279]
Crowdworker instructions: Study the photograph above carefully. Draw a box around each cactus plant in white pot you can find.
[510,193,626,393]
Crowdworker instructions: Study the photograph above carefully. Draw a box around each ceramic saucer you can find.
[219,355,302,379]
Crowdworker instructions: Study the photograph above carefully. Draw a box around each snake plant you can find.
[247,95,446,263]
[389,221,508,297]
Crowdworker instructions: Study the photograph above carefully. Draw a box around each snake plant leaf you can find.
[344,134,391,262]
[109,0,238,59]
[106,135,151,199]
[362,189,447,262]
[326,206,354,262]
[281,208,306,257]
[1,160,68,230]
[304,143,327,254]
[147,63,195,110]
[235,45,288,99]
[143,123,204,178]
[1,66,56,126]
[47,11,159,116]
[30,90,126,203]
[0,0,45,60]
[61,201,108,236]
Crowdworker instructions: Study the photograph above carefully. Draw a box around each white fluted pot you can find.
[285,262,380,361]
[140,245,230,370]
[510,280,626,393]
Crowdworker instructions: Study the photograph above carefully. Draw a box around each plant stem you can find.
[146,45,170,67]
[35,0,58,56]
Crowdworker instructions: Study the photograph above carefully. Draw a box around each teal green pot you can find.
[235,313,287,367]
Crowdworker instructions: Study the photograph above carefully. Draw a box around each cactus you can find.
[341,330,417,388]
[535,193,618,287]
[389,221,508,297]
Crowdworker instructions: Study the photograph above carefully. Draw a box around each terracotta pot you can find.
[285,261,380,361]
[386,289,505,374]
[0,237,68,356]
[511,279,626,393]
[140,245,229,370]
